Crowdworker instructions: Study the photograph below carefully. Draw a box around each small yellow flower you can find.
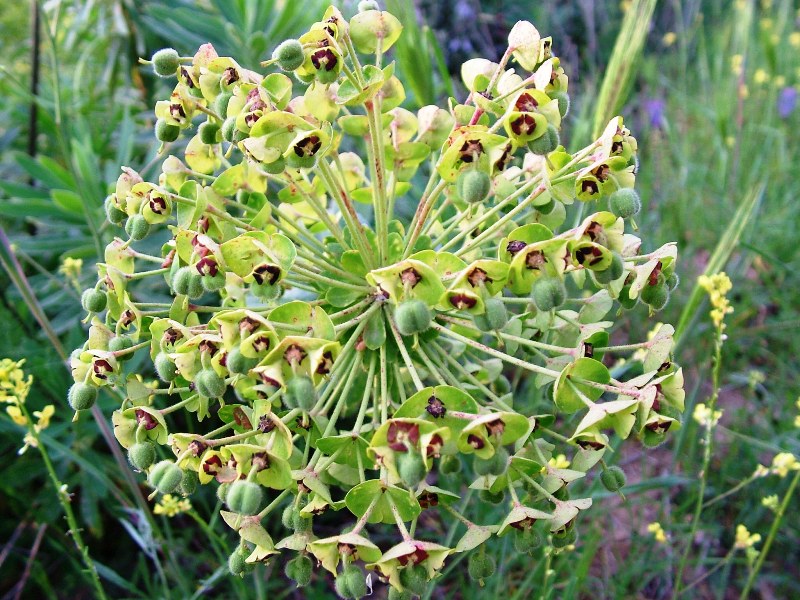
[647,522,667,544]
[548,454,571,469]
[734,524,761,550]
[58,257,83,280]
[770,452,800,478]
[754,69,769,85]
[6,405,27,426]
[698,272,734,331]
[154,494,192,517]
[774,75,786,88]
[753,464,770,478]
[731,54,744,76]
[693,403,722,428]
[761,495,779,512]
[794,415,800,428]
[790,32,800,48]
[759,18,773,31]
[662,32,677,47]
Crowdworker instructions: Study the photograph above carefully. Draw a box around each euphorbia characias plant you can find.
[70,2,685,596]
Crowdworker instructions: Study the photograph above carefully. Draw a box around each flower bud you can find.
[199,121,221,145]
[397,450,427,488]
[594,251,624,284]
[148,460,183,494]
[550,90,570,117]
[273,39,305,72]
[641,281,669,311]
[228,547,249,576]
[531,276,566,311]
[394,299,432,336]
[284,375,316,411]
[152,48,180,78]
[456,169,492,204]
[226,480,264,516]
[358,0,380,11]
[155,118,180,142]
[286,554,313,587]
[68,382,98,411]
[125,214,151,241]
[179,469,199,496]
[128,441,156,471]
[195,368,226,398]
[600,465,626,491]
[608,188,641,219]
[104,196,126,225]
[514,527,543,553]
[399,564,428,595]
[474,297,508,331]
[154,352,178,382]
[527,124,560,155]
[109,335,135,360]
[468,551,496,581]
[81,288,107,313]
[226,347,258,375]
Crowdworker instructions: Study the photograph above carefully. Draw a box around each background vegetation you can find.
[0,0,797,598]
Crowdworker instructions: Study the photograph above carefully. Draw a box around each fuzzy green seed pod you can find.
[439,454,462,475]
[553,485,570,501]
[478,489,504,504]
[473,446,508,477]
[456,169,492,204]
[468,551,496,581]
[337,565,367,599]
[399,564,428,595]
[155,118,180,142]
[109,335,135,360]
[284,375,316,411]
[68,382,98,411]
[281,504,296,529]
[594,251,624,284]
[396,450,427,488]
[527,124,560,155]
[608,188,641,219]
[179,469,199,496]
[104,196,127,225]
[125,214,151,241]
[388,588,413,600]
[286,554,313,587]
[550,90,570,117]
[185,270,204,299]
[198,121,221,145]
[394,299,432,336]
[226,347,258,375]
[152,48,180,78]
[216,482,230,503]
[214,91,233,118]
[148,460,183,494]
[221,117,237,142]
[273,39,305,72]
[293,511,313,533]
[641,282,669,311]
[81,288,107,313]
[228,547,249,576]
[619,284,638,310]
[154,352,177,382]
[514,527,543,553]
[171,266,192,296]
[226,480,264,516]
[600,465,626,492]
[666,272,680,290]
[128,441,156,471]
[201,271,226,293]
[474,297,508,331]
[531,276,566,311]
[551,527,578,548]
[358,0,380,11]
[195,369,226,399]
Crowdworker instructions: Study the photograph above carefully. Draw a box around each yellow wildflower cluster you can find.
[698,272,733,331]
[647,522,667,544]
[548,454,571,470]
[794,397,800,429]
[693,403,723,428]
[154,494,192,517]
[761,494,779,512]
[58,257,83,283]
[734,524,761,550]
[770,452,800,478]
[0,359,53,454]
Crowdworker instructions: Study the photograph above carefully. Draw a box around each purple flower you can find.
[644,99,666,129]
[777,87,797,119]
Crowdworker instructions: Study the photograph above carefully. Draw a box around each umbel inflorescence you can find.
[69,3,685,597]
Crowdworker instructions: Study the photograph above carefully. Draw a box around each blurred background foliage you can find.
[0,0,798,598]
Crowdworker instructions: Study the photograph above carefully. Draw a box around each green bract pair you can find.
[71,3,685,597]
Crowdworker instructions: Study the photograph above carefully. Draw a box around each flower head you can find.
[770,452,800,478]
[698,272,733,331]
[734,524,761,550]
[693,403,722,428]
[154,494,192,517]
[647,522,667,544]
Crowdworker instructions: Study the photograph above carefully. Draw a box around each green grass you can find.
[1,0,799,598]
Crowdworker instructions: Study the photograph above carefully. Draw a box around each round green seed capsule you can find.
[594,251,624,284]
[226,480,264,516]
[473,446,508,477]
[456,169,492,204]
[214,91,233,118]
[198,121,221,145]
[151,48,180,78]
[125,214,150,241]
[388,588,414,600]
[468,551,496,581]
[226,347,258,375]
[609,188,641,219]
[81,288,107,313]
[478,489,504,504]
[171,266,192,296]
[216,482,230,503]
[154,352,177,382]
[527,124,560,155]
[600,465,627,491]
[104,196,127,225]
[221,117,237,142]
[201,271,226,292]
[641,282,669,311]
[399,564,428,595]
[666,272,680,290]
[228,547,249,576]
[109,335,135,360]
[284,375,316,411]
[397,451,427,488]
[358,0,380,11]
[394,299,432,336]
[179,469,198,496]
[550,90,570,117]
[128,441,156,471]
[68,382,98,411]
[474,297,508,331]
[273,39,305,72]
[552,527,578,548]
[514,527,543,553]
[439,455,462,475]
[285,554,313,587]
[194,369,226,398]
[155,118,180,142]
[148,460,183,494]
[531,276,566,311]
